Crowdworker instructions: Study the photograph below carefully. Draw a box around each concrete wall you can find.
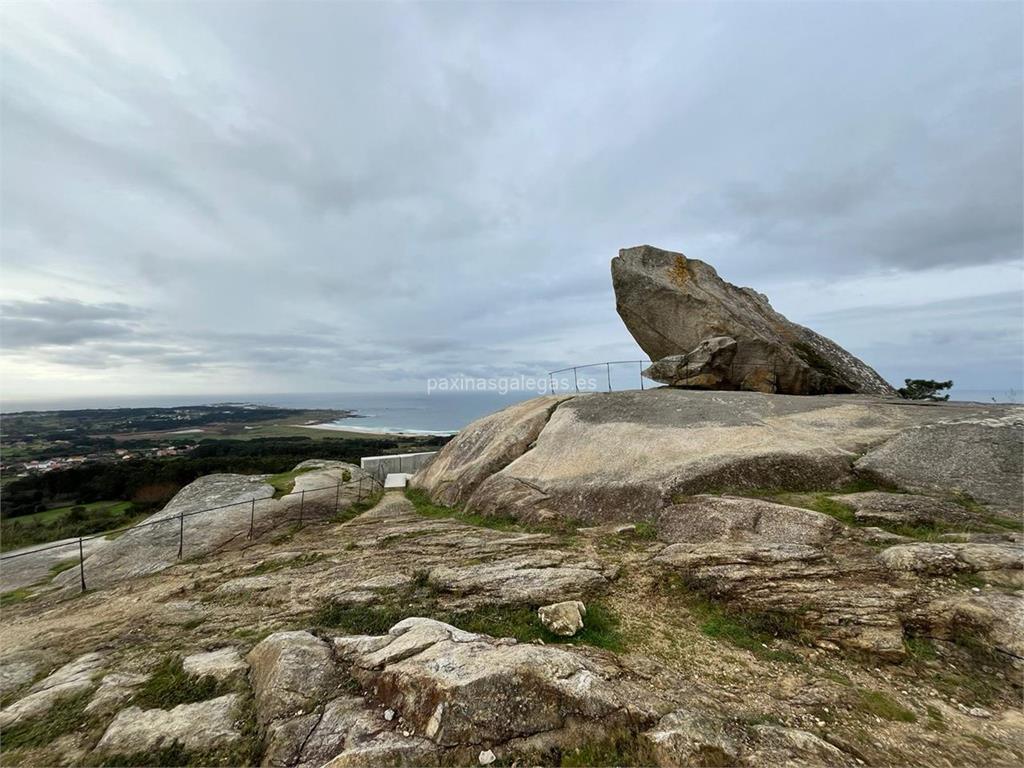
[361,451,437,479]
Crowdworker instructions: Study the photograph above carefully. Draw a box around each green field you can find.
[12,500,134,525]
[1,500,147,552]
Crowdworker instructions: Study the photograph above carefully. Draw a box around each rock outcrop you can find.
[53,461,374,592]
[419,388,1018,525]
[612,244,895,395]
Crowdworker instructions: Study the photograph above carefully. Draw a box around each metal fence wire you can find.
[548,358,780,393]
[0,469,386,593]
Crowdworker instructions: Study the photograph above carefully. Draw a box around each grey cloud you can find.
[0,0,1020,398]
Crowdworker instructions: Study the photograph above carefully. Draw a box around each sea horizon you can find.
[1,386,1020,435]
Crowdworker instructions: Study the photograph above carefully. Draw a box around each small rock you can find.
[479,748,497,765]
[967,706,992,718]
[384,709,395,721]
[537,600,586,637]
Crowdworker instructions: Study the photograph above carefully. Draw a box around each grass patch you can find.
[247,552,326,576]
[334,492,382,523]
[925,704,947,732]
[854,688,916,722]
[48,558,79,578]
[406,488,521,531]
[552,729,658,767]
[904,634,938,661]
[0,689,93,750]
[266,467,316,499]
[405,488,579,536]
[631,521,658,540]
[0,587,34,607]
[314,584,624,652]
[130,656,231,710]
[660,575,805,663]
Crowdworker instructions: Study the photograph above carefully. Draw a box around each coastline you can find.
[297,423,459,438]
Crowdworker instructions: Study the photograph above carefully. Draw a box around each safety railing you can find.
[0,470,384,593]
[547,360,653,393]
[548,358,780,393]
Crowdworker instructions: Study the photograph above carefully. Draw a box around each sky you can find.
[1,0,1022,404]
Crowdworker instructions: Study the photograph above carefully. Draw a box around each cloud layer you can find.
[1,1,1021,402]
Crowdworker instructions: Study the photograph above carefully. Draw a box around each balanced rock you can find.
[537,601,586,636]
[612,245,895,395]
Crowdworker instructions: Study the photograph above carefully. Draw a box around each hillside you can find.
[0,391,1021,767]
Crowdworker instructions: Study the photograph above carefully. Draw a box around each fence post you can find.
[78,537,86,593]
[640,361,645,390]
[573,367,579,393]
[249,498,255,539]
[298,490,305,526]
[606,362,612,392]
[177,509,184,559]
[335,479,341,512]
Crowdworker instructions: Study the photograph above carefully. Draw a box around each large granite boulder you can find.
[612,245,895,395]
[418,389,1014,526]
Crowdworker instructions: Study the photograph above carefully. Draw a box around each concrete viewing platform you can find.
[384,473,413,489]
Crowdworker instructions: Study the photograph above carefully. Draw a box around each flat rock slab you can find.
[348,618,660,747]
[834,491,975,526]
[182,647,247,681]
[427,550,610,603]
[95,694,241,755]
[856,416,1024,516]
[656,495,841,545]
[0,652,104,728]
[878,543,1024,577]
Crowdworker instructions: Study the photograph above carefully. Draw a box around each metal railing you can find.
[547,360,653,393]
[0,470,384,593]
[548,358,780,393]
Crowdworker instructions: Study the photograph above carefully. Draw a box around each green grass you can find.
[551,729,659,767]
[660,575,806,663]
[903,634,938,661]
[266,467,316,499]
[405,488,579,537]
[854,688,917,722]
[313,582,625,652]
[334,492,382,523]
[0,587,34,607]
[0,689,94,750]
[48,558,79,578]
[129,656,231,710]
[406,488,522,531]
[630,521,659,540]
[1,500,146,552]
[246,552,326,576]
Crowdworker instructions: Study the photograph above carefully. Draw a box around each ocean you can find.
[2,387,1019,435]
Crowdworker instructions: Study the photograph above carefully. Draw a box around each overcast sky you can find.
[1,0,1021,404]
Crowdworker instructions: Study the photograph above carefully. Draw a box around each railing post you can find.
[335,479,341,512]
[298,490,305,526]
[573,367,579,393]
[606,362,612,392]
[249,498,255,539]
[640,361,645,390]
[177,509,184,559]
[78,537,86,593]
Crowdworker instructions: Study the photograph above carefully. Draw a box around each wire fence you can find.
[548,358,780,393]
[0,469,385,593]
